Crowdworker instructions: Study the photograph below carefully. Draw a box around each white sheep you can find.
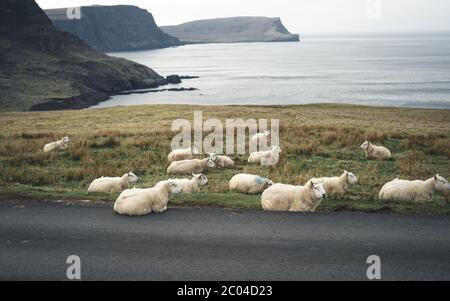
[167,155,216,175]
[379,174,449,203]
[360,140,391,160]
[88,172,139,193]
[43,137,69,153]
[114,181,183,216]
[251,131,270,150]
[168,147,200,163]
[312,171,358,197]
[248,145,281,166]
[209,153,234,168]
[229,173,273,194]
[157,173,208,194]
[261,181,326,212]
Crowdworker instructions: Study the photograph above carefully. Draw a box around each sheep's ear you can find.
[435,174,439,180]
[310,181,315,188]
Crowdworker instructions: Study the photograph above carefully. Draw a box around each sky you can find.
[36,0,450,35]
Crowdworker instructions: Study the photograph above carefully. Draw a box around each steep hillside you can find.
[45,5,181,52]
[162,17,300,44]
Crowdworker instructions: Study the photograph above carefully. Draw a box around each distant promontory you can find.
[161,17,300,44]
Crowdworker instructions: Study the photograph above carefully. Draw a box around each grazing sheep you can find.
[379,174,449,203]
[360,140,391,160]
[43,137,69,153]
[229,173,273,194]
[209,153,234,168]
[313,171,358,197]
[168,147,200,163]
[261,181,326,212]
[251,131,270,150]
[248,145,281,166]
[157,173,208,194]
[167,155,216,175]
[114,181,183,216]
[88,172,139,193]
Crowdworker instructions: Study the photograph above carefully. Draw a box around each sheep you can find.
[167,155,216,175]
[209,153,234,168]
[360,140,391,160]
[312,171,358,197]
[229,173,274,194]
[168,147,200,163]
[248,145,281,166]
[261,181,326,212]
[156,173,208,194]
[251,131,270,150]
[43,137,69,153]
[114,181,183,216]
[88,172,139,193]
[379,174,449,203]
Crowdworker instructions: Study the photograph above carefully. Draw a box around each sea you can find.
[93,33,450,109]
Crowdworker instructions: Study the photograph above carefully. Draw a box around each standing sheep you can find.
[43,137,70,153]
[313,171,358,197]
[114,181,183,216]
[167,155,216,175]
[248,145,281,166]
[251,131,270,150]
[379,174,449,203]
[360,140,391,160]
[261,181,326,212]
[229,173,273,194]
[209,153,234,168]
[88,172,139,193]
[168,147,200,163]
[157,173,208,194]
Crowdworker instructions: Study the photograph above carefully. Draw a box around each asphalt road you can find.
[0,200,449,281]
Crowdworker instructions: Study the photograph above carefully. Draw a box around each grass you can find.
[0,104,449,214]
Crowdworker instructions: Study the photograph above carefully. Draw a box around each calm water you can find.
[95,35,450,109]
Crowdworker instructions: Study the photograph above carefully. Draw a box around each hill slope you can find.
[45,5,181,52]
[0,0,167,112]
[161,17,300,44]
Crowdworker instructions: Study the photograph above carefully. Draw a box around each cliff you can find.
[161,17,300,44]
[0,0,167,112]
[45,5,181,52]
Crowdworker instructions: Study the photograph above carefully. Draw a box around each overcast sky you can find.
[36,0,450,34]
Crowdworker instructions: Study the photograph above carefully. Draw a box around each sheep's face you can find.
[263,180,274,189]
[264,131,270,137]
[346,171,358,184]
[206,158,216,169]
[63,137,70,143]
[360,140,369,150]
[194,173,208,186]
[272,145,281,154]
[434,174,449,193]
[209,153,218,162]
[168,182,183,194]
[310,181,326,199]
[127,172,139,184]
[191,147,200,155]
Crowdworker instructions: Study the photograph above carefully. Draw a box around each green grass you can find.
[0,104,449,214]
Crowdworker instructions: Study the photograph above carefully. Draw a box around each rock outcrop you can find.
[161,17,300,44]
[45,5,181,52]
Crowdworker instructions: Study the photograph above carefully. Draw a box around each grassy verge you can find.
[0,104,449,214]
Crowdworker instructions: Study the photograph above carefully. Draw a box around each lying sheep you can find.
[43,137,69,153]
[209,153,234,168]
[248,145,281,166]
[379,174,449,203]
[88,172,139,193]
[157,173,208,194]
[229,173,273,194]
[261,181,326,212]
[167,155,216,175]
[313,171,358,197]
[251,131,270,150]
[360,140,391,160]
[168,147,200,163]
[114,181,182,216]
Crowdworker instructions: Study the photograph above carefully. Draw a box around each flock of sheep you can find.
[43,133,449,216]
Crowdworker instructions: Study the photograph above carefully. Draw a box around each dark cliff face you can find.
[45,5,181,52]
[0,0,166,112]
[161,17,300,44]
